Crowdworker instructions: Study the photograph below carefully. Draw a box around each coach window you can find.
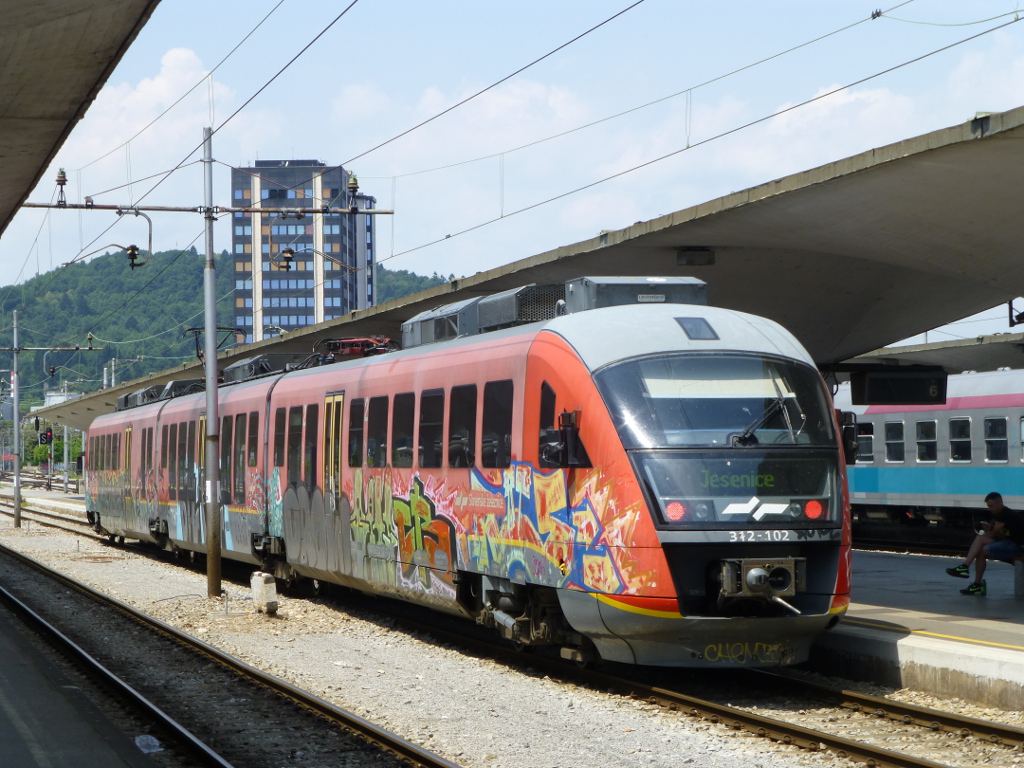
[884,421,904,463]
[985,417,1008,462]
[287,406,304,485]
[273,407,286,467]
[178,422,189,496]
[161,425,168,470]
[248,412,259,467]
[856,423,874,462]
[949,418,972,462]
[419,390,445,468]
[114,433,121,470]
[168,424,178,498]
[348,399,364,467]
[220,416,233,496]
[234,414,247,504]
[304,404,319,494]
[392,393,415,468]
[367,396,389,467]
[916,420,937,462]
[449,385,477,468]
[483,380,514,468]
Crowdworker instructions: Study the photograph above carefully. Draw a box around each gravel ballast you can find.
[2,517,1000,768]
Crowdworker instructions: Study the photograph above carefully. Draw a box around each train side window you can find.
[287,406,303,486]
[113,433,121,470]
[273,407,286,467]
[367,396,389,467]
[234,413,247,504]
[220,416,233,497]
[348,399,364,467]
[161,425,168,469]
[304,404,319,494]
[483,380,514,468]
[884,421,904,463]
[916,420,937,462]
[168,424,178,498]
[856,423,874,462]
[144,428,153,473]
[392,393,415,468]
[1020,418,1024,462]
[186,422,196,489]
[448,385,477,468]
[178,422,189,495]
[419,389,445,469]
[985,417,1008,462]
[248,412,259,467]
[950,417,972,462]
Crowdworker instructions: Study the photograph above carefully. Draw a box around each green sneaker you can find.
[945,564,970,578]
[960,580,986,596]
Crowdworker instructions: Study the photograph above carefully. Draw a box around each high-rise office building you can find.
[231,160,376,343]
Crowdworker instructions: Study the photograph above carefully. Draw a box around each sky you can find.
[4,0,1024,346]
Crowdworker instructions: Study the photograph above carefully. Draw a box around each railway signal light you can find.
[46,428,53,445]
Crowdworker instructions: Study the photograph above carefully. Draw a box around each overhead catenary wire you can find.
[358,0,919,183]
[74,0,286,173]
[372,15,1023,266]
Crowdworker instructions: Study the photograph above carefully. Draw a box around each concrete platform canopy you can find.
[0,0,162,238]
[38,104,1024,431]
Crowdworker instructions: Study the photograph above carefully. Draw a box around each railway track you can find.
[3,497,1018,766]
[0,542,462,768]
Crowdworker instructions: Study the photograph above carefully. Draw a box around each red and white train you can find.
[86,277,851,667]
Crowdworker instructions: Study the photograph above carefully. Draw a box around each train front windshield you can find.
[595,353,841,528]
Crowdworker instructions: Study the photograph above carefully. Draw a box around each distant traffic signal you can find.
[40,427,53,445]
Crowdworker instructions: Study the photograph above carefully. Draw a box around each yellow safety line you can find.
[844,617,1024,651]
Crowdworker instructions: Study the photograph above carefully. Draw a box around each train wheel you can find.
[310,579,324,598]
[107,534,117,545]
[511,639,531,654]
[117,536,125,545]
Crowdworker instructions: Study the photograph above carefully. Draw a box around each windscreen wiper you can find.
[731,377,794,446]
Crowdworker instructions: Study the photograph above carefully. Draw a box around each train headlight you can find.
[804,500,824,520]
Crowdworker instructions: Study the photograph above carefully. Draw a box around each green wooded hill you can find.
[0,248,447,409]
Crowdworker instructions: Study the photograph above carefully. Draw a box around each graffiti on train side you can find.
[394,476,456,591]
[345,462,656,599]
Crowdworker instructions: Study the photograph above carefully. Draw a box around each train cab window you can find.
[273,407,286,467]
[248,412,259,467]
[856,423,874,462]
[304,404,319,494]
[220,416,233,494]
[287,406,303,485]
[483,380,514,468]
[916,420,937,463]
[985,417,1008,462]
[161,425,168,469]
[234,414,247,504]
[950,418,972,462]
[418,390,445,468]
[392,393,414,468]
[884,421,904,463]
[367,396,389,467]
[540,382,556,433]
[168,424,178,498]
[449,385,477,468]
[348,399,364,467]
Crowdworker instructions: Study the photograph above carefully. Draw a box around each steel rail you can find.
[0,562,236,767]
[322,597,989,768]
[752,670,1024,749]
[0,542,462,768]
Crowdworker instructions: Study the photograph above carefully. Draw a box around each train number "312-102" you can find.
[728,529,792,542]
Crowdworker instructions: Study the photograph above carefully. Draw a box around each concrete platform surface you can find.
[0,610,155,767]
[812,550,1024,709]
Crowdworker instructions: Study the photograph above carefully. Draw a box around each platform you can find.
[810,549,1024,709]
[0,602,155,767]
